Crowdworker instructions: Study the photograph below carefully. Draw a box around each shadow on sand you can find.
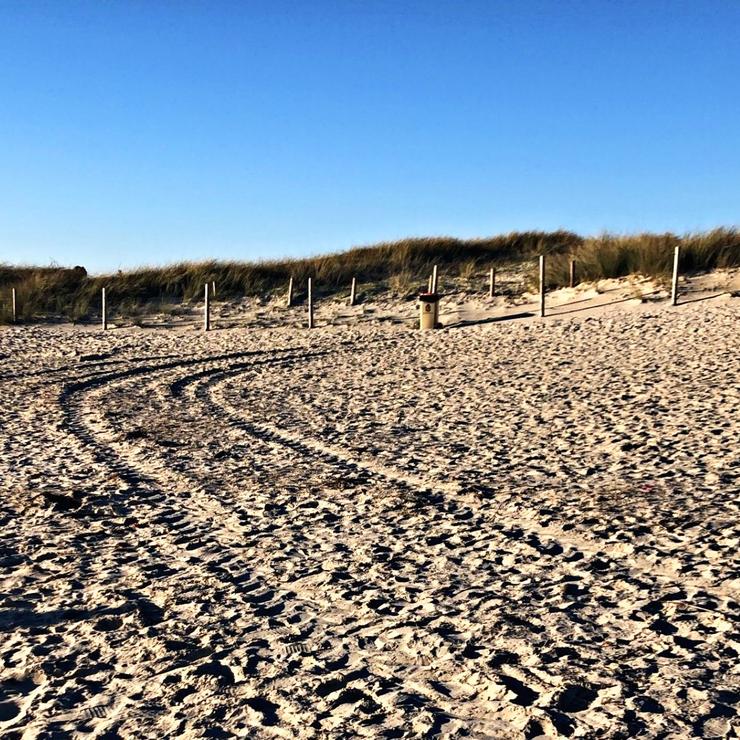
[548,286,625,309]
[446,311,535,329]
[546,294,653,317]
[676,292,730,305]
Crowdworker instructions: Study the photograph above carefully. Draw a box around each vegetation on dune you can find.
[0,228,738,323]
[546,228,740,288]
[0,231,576,322]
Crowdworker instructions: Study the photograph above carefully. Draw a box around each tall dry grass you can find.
[546,228,740,287]
[0,265,90,323]
[0,231,576,322]
[1,228,737,323]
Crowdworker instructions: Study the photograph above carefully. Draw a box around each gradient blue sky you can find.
[1,1,738,274]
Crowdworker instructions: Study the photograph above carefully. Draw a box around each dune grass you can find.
[0,231,575,322]
[1,228,738,323]
[545,228,740,288]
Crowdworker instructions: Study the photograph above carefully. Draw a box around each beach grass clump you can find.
[388,270,417,297]
[546,228,740,287]
[0,265,90,322]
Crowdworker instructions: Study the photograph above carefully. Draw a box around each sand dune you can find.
[1,281,738,738]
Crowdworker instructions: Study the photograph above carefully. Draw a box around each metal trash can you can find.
[419,292,440,330]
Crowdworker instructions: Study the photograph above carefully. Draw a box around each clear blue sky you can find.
[1,1,738,274]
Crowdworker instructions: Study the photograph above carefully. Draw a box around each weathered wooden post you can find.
[489,268,496,298]
[286,277,294,307]
[349,277,357,306]
[671,246,680,306]
[101,287,107,331]
[211,280,216,299]
[569,259,576,288]
[427,275,433,293]
[307,277,314,329]
[431,265,439,294]
[204,283,211,332]
[539,255,546,318]
[11,288,16,323]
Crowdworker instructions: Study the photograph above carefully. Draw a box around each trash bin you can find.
[419,292,440,330]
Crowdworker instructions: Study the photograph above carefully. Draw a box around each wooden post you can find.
[101,287,107,331]
[489,268,496,298]
[349,277,357,306]
[671,246,680,306]
[569,259,576,288]
[539,255,546,318]
[204,283,211,332]
[211,280,216,299]
[427,275,432,293]
[431,265,438,294]
[11,288,16,323]
[307,278,314,329]
[286,277,294,307]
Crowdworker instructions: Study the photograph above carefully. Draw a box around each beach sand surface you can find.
[1,277,738,738]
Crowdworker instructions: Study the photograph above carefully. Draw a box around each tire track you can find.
[11,346,335,736]
[165,358,714,736]
[197,359,738,604]
[8,318,737,738]
[56,347,571,735]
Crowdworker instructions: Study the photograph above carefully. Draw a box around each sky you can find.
[1,0,738,274]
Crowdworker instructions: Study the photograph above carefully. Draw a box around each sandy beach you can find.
[1,282,738,738]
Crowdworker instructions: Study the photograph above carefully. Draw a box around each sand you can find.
[0,275,738,738]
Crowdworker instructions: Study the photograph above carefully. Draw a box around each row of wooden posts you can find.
[2,248,683,329]
[197,247,682,332]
